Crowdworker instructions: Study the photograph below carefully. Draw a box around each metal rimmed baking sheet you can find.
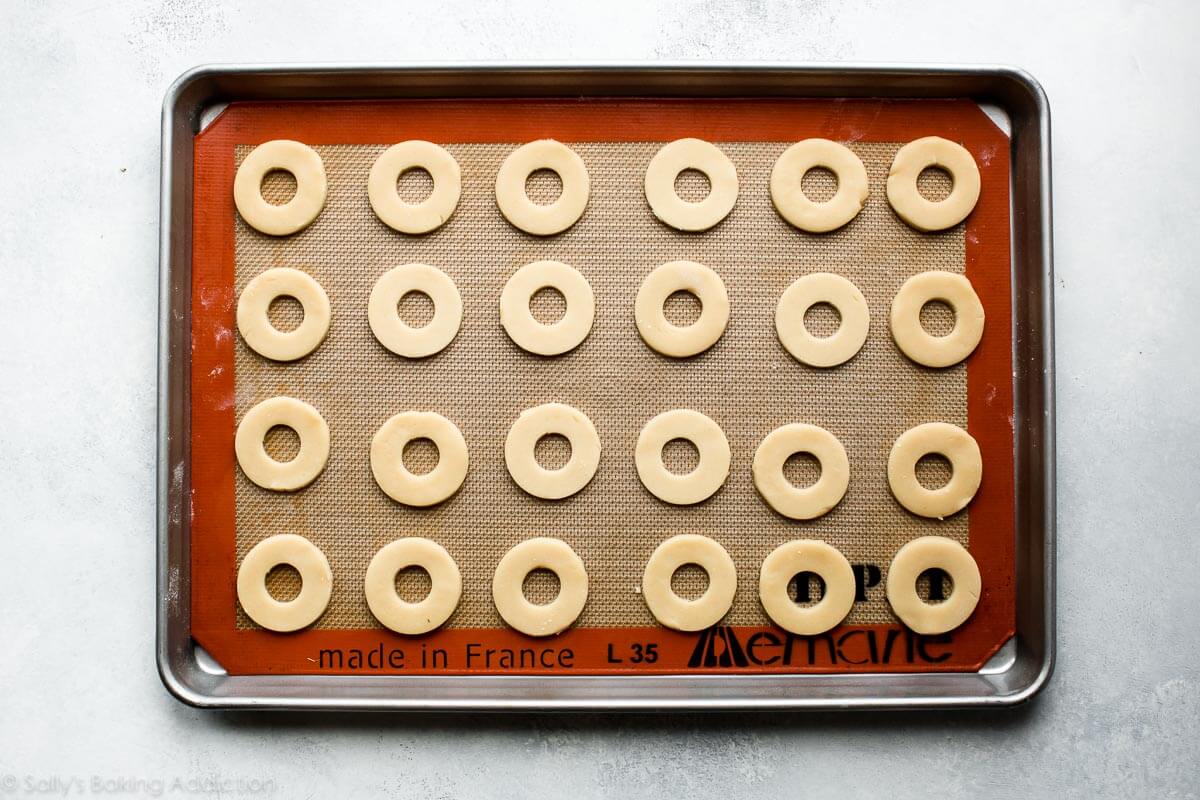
[158,63,1054,710]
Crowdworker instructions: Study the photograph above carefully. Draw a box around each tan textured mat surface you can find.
[232,141,967,630]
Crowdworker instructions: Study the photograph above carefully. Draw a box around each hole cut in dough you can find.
[495,140,589,236]
[371,411,468,506]
[368,263,463,358]
[753,424,849,520]
[886,536,981,634]
[364,538,462,634]
[759,540,855,635]
[368,141,461,234]
[635,409,730,505]
[492,538,588,636]
[635,260,730,358]
[236,267,331,361]
[504,403,601,500]
[886,136,981,231]
[234,140,327,236]
[235,396,330,491]
[642,534,736,631]
[645,138,738,231]
[237,534,332,632]
[770,139,869,232]
[775,273,869,367]
[888,422,982,518]
[890,271,984,368]
[500,261,595,356]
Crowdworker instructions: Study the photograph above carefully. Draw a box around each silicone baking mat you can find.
[189,98,1014,675]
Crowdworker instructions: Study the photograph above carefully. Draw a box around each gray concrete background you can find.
[1,0,1198,797]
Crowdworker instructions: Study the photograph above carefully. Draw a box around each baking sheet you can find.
[186,97,1016,677]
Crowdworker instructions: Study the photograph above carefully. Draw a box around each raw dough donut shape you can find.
[235,396,330,491]
[775,273,870,368]
[886,136,981,232]
[888,422,982,519]
[371,411,469,507]
[759,540,856,635]
[635,409,731,505]
[500,261,595,356]
[368,263,463,358]
[642,534,737,631]
[635,260,730,358]
[364,537,462,635]
[752,424,850,520]
[492,538,588,636]
[495,140,590,236]
[368,140,461,234]
[890,270,985,368]
[237,534,332,632]
[233,140,327,236]
[504,403,601,500]
[236,267,331,361]
[770,139,869,233]
[644,138,738,231]
[886,536,981,634]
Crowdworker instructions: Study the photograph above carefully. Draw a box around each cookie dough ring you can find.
[888,422,982,518]
[759,540,855,635]
[886,136,981,231]
[642,534,737,631]
[236,534,332,632]
[236,267,331,361]
[886,536,981,634]
[492,538,588,636]
[371,411,468,506]
[645,138,738,231]
[752,424,850,520]
[635,261,730,358]
[364,538,462,635]
[368,140,461,234]
[233,140,327,236]
[635,409,730,505]
[890,271,985,368]
[775,273,870,367]
[770,139,869,232]
[235,397,330,491]
[504,403,601,500]
[368,263,463,358]
[495,140,589,236]
[500,261,595,355]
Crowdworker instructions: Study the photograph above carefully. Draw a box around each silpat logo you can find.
[685,625,955,668]
[687,626,750,668]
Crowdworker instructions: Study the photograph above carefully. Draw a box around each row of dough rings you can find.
[237,532,979,636]
[235,263,981,370]
[234,135,979,239]
[643,136,979,233]
[233,399,982,521]
[371,260,596,358]
[633,411,982,520]
[237,534,585,637]
[771,136,981,233]
[777,270,984,368]
[643,534,981,635]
